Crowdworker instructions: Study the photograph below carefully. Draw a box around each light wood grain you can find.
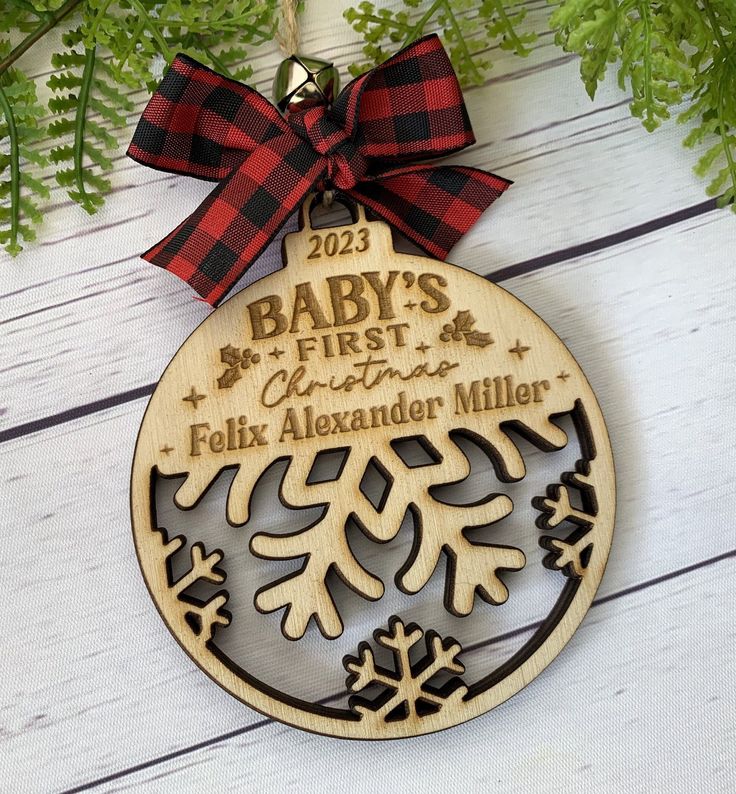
[131,202,615,737]
[1,214,734,789]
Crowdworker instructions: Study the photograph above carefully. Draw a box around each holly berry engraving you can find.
[439,309,493,347]
[217,344,261,389]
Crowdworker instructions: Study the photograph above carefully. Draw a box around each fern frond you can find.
[681,0,736,209]
[619,2,694,132]
[48,38,110,214]
[81,0,278,92]
[47,70,83,91]
[48,117,76,137]
[88,96,129,127]
[1,0,283,255]
[550,0,736,208]
[3,0,734,260]
[344,0,534,87]
[215,45,257,81]
[2,0,48,35]
[48,19,138,215]
[48,95,78,113]
[0,41,49,255]
[551,0,695,128]
[549,0,621,99]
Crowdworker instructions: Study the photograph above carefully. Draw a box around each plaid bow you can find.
[127,35,511,306]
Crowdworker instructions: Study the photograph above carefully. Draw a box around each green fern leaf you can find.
[344,0,534,88]
[47,71,83,91]
[2,0,282,254]
[83,141,114,170]
[49,144,75,163]
[47,30,136,214]
[48,117,76,137]
[48,95,78,114]
[551,0,735,208]
[0,41,49,255]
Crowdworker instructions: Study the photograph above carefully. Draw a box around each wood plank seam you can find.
[490,198,719,282]
[0,199,722,445]
[58,547,736,794]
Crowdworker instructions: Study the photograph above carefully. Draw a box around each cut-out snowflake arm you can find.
[152,530,231,642]
[535,460,602,579]
[400,493,520,615]
[172,463,264,527]
[387,434,523,616]
[171,543,226,592]
[488,430,527,480]
[251,447,393,640]
[252,422,554,637]
[540,536,592,578]
[344,644,398,694]
[537,482,592,529]
[251,519,382,640]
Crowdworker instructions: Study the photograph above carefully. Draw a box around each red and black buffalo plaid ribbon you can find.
[127,35,511,305]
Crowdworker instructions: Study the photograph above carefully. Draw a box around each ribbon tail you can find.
[347,166,511,260]
[144,133,326,306]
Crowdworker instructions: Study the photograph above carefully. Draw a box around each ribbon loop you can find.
[127,35,511,306]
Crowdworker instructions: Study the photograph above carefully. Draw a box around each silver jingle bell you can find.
[272,54,340,114]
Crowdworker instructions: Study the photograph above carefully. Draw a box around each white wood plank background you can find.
[1,2,735,792]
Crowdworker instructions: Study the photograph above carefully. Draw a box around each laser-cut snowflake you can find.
[534,460,600,578]
[344,617,467,725]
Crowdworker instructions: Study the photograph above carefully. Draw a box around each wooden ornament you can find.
[131,198,615,739]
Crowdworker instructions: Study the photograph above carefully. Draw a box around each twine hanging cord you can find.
[277,0,300,56]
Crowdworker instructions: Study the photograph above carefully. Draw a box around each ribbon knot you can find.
[127,35,511,306]
[288,105,368,189]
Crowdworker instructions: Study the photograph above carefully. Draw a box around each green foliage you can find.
[48,33,115,213]
[0,41,50,256]
[548,0,736,210]
[344,0,534,86]
[0,0,279,254]
[1,1,735,257]
[550,1,698,131]
[680,1,736,209]
[347,0,736,213]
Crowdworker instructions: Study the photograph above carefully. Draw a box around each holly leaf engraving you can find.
[453,310,475,334]
[217,366,242,389]
[220,344,242,367]
[440,309,493,348]
[465,331,493,347]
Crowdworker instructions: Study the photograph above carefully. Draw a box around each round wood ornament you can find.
[131,199,615,739]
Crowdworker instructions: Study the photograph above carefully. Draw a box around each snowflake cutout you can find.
[534,461,599,578]
[152,529,231,643]
[251,439,520,640]
[217,344,261,389]
[344,617,468,725]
